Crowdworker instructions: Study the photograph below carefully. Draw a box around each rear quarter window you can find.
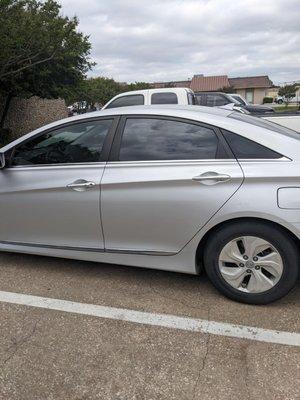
[222,129,283,159]
[151,92,178,105]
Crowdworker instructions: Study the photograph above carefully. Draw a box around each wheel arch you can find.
[195,217,300,273]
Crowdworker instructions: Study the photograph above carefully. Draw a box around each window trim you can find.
[7,116,121,168]
[108,114,234,162]
[105,94,145,109]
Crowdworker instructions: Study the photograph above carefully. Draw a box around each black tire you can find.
[203,221,299,304]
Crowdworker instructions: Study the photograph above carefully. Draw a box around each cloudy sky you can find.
[59,0,299,85]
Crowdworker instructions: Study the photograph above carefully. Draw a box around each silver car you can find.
[0,105,299,304]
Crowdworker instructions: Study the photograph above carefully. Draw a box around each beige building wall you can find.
[235,88,246,99]
[266,87,279,100]
[235,88,268,104]
[0,96,68,140]
[253,88,267,104]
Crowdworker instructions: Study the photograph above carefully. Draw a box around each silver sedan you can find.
[0,105,299,304]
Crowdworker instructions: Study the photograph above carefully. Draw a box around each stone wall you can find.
[0,96,68,140]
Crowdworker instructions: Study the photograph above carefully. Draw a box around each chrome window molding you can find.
[106,159,238,166]
[105,157,291,167]
[6,162,107,170]
[238,157,291,162]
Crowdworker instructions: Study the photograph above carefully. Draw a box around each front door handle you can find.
[192,171,231,185]
[67,179,96,191]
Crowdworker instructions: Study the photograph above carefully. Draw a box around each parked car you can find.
[0,105,299,304]
[275,94,299,104]
[228,93,275,113]
[195,92,275,114]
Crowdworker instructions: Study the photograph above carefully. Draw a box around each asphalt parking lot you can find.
[0,252,299,400]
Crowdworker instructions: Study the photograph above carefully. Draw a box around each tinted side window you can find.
[12,119,113,165]
[151,92,178,104]
[222,130,282,159]
[106,95,144,109]
[206,94,228,107]
[119,118,220,161]
[195,94,206,106]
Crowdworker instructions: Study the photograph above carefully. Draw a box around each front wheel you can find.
[203,221,299,304]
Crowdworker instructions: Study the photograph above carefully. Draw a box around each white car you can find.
[275,94,300,104]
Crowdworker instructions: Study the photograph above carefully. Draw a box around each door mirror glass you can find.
[0,152,5,169]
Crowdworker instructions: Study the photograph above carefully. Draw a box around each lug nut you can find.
[239,263,244,267]
[253,256,258,261]
[243,255,248,260]
[246,269,252,274]
[255,265,260,270]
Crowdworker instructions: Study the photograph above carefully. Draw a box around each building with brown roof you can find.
[150,74,274,104]
[228,75,273,104]
[190,75,230,92]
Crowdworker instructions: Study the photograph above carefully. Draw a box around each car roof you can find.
[109,87,192,97]
[194,92,228,95]
[1,104,300,160]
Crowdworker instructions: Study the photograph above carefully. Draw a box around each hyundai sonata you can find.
[0,105,299,304]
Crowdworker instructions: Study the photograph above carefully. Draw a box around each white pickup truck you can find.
[102,88,197,109]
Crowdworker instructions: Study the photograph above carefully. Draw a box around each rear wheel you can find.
[203,221,299,304]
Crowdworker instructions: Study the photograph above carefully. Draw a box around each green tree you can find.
[67,79,151,111]
[125,81,151,91]
[278,84,297,105]
[219,85,235,93]
[66,77,122,110]
[0,0,93,134]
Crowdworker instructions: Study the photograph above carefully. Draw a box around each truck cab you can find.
[102,87,196,109]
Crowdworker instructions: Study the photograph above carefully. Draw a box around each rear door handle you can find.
[67,179,96,191]
[192,172,231,185]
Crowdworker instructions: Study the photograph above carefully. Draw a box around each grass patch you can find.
[274,105,300,113]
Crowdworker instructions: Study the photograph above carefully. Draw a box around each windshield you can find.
[229,112,300,138]
[224,95,242,106]
[231,95,247,106]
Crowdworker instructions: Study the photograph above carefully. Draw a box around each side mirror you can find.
[0,152,6,169]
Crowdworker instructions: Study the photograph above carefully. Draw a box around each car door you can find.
[101,115,244,254]
[0,117,117,250]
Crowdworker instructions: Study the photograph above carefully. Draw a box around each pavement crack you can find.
[242,343,252,400]
[190,308,212,400]
[1,317,41,367]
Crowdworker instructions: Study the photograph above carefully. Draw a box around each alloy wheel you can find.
[218,236,283,293]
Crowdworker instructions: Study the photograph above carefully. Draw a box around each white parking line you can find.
[0,290,299,347]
